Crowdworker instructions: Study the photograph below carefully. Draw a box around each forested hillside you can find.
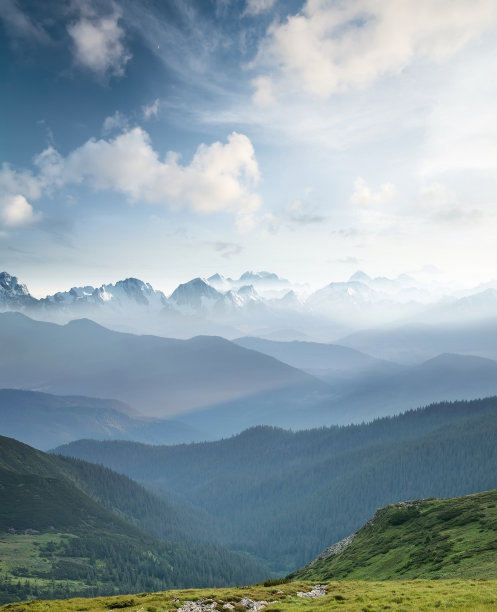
[0,437,267,605]
[56,397,497,573]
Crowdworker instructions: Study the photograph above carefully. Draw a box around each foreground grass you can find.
[2,580,497,611]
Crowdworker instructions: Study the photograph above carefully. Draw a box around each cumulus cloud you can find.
[244,0,277,16]
[1,194,41,227]
[142,99,160,120]
[256,0,497,97]
[0,164,44,229]
[350,177,396,207]
[68,7,131,78]
[28,128,261,226]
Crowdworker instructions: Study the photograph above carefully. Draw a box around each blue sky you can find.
[1,0,497,296]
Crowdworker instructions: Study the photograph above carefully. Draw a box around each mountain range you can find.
[3,269,497,340]
[5,312,497,447]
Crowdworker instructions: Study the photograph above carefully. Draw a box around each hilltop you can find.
[292,489,497,581]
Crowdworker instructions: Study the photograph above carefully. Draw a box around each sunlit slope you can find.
[292,489,497,581]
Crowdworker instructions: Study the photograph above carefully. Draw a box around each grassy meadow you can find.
[2,580,497,612]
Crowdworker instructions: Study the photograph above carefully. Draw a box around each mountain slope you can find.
[233,336,401,381]
[338,319,497,364]
[320,352,497,424]
[0,436,268,604]
[0,388,203,450]
[0,312,330,418]
[292,489,497,581]
[55,397,497,573]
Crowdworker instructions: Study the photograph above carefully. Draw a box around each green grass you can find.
[291,489,497,582]
[3,580,497,611]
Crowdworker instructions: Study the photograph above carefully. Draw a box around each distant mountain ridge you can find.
[4,313,497,439]
[0,312,330,422]
[3,268,497,340]
[0,389,201,450]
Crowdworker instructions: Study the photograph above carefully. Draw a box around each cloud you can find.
[67,7,131,78]
[142,99,160,120]
[418,182,484,224]
[0,163,44,229]
[244,0,277,16]
[0,163,44,201]
[350,177,396,207]
[214,241,243,258]
[102,111,129,134]
[30,128,261,225]
[288,198,327,224]
[1,194,41,228]
[252,76,276,106]
[0,0,50,44]
[256,0,497,97]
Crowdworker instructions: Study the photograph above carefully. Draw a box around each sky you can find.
[1,0,497,297]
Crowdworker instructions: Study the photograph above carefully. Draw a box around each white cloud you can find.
[244,0,277,16]
[0,164,44,229]
[252,76,276,106]
[0,163,44,200]
[1,194,41,228]
[142,99,160,120]
[256,0,497,97]
[350,177,395,207]
[33,128,261,224]
[68,8,131,78]
[102,111,129,135]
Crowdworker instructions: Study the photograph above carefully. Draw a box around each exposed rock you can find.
[318,533,356,560]
[296,584,327,598]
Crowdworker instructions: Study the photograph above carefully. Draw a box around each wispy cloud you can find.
[67,4,131,78]
[102,111,129,135]
[0,0,51,44]
[254,0,497,98]
[213,241,243,258]
[142,98,160,120]
[243,0,277,17]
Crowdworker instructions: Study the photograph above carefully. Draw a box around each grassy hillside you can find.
[3,580,497,611]
[292,489,497,581]
[55,397,497,573]
[0,437,268,605]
